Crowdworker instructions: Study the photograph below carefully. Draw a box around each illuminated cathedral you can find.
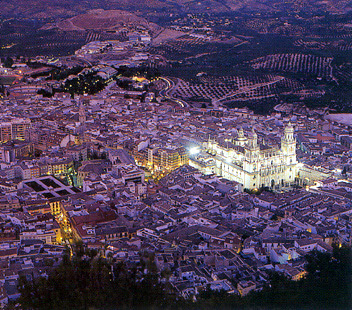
[190,123,297,190]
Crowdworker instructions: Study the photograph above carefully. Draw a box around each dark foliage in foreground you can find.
[194,246,352,310]
[18,245,181,310]
[17,245,351,310]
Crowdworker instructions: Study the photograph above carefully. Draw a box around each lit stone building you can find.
[190,123,297,190]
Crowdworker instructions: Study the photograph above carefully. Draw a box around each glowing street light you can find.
[189,147,200,155]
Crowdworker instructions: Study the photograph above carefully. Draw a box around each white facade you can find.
[190,124,297,190]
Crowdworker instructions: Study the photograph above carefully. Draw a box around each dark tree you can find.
[3,57,14,68]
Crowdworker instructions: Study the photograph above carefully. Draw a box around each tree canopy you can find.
[17,245,352,310]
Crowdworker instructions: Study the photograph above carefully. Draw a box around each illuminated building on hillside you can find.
[190,123,297,190]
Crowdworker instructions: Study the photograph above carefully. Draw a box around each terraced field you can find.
[169,74,305,105]
[250,53,334,80]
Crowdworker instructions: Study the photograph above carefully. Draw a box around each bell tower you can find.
[249,128,258,150]
[79,100,86,125]
[77,99,87,143]
[281,122,297,186]
[281,122,296,159]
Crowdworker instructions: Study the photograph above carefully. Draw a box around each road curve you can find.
[159,76,189,108]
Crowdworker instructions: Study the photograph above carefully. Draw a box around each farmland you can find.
[1,3,352,113]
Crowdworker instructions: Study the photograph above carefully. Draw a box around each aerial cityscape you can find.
[0,1,351,309]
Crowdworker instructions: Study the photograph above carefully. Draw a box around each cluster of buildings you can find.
[0,159,351,304]
[74,35,151,56]
[0,53,352,306]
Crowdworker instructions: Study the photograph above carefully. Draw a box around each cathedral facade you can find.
[190,123,297,190]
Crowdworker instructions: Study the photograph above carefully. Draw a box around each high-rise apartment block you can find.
[0,118,31,143]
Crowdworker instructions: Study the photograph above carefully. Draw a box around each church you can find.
[189,123,297,191]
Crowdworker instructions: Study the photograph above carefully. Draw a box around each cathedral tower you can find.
[281,122,296,162]
[281,122,297,186]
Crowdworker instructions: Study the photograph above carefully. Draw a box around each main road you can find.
[158,76,189,108]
